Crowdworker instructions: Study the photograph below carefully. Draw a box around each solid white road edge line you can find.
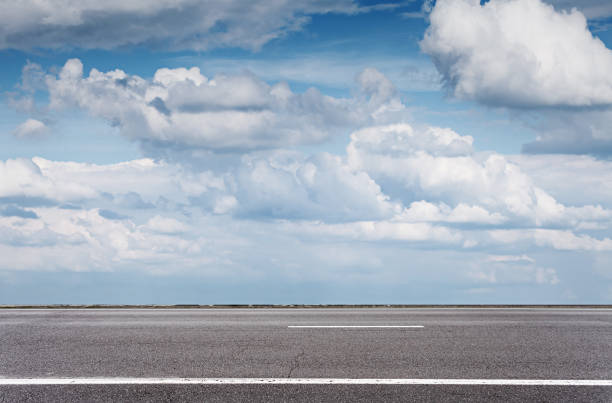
[1,378,612,386]
[287,325,424,328]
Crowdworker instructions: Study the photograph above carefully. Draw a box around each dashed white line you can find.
[288,325,424,328]
[1,378,611,386]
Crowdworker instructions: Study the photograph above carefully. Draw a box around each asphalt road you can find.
[1,308,611,402]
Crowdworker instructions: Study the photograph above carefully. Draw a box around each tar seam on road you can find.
[287,325,425,328]
[1,378,612,386]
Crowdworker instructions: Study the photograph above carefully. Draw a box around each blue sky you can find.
[1,0,612,304]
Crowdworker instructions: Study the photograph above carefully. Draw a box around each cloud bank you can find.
[43,59,402,152]
[2,120,612,277]
[4,51,612,300]
[0,0,370,51]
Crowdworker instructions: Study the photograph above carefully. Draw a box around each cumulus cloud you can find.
[44,59,402,151]
[3,2,612,301]
[421,0,612,108]
[347,124,550,224]
[0,152,400,224]
[0,207,216,272]
[232,151,400,221]
[345,123,612,233]
[511,154,612,208]
[4,120,611,236]
[0,158,96,203]
[2,117,612,280]
[0,0,374,51]
[12,119,49,139]
[32,157,185,203]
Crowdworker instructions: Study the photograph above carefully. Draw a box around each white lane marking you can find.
[2,308,612,313]
[288,325,424,328]
[1,378,612,386]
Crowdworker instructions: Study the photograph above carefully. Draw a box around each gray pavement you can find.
[1,308,612,401]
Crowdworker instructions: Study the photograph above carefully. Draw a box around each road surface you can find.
[1,308,611,401]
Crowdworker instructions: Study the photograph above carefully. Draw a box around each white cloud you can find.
[512,154,612,207]
[32,157,183,203]
[0,153,609,286]
[4,120,611,236]
[345,123,612,231]
[3,117,612,281]
[421,0,612,108]
[44,59,402,151]
[2,150,401,224]
[348,123,474,158]
[347,124,558,224]
[233,151,401,221]
[12,119,49,139]
[0,207,219,273]
[0,0,370,51]
[0,158,96,202]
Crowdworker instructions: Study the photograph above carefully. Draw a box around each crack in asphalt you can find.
[286,349,305,378]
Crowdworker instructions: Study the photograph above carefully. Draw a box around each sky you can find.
[1,0,612,304]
